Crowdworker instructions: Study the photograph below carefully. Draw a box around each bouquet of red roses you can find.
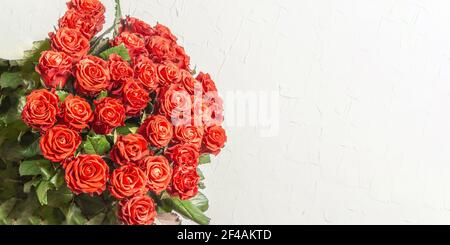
[0,0,226,225]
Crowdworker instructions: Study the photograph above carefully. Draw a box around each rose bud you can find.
[92,97,126,135]
[122,79,150,117]
[60,94,93,131]
[202,125,227,155]
[64,154,109,195]
[136,156,172,194]
[167,165,200,200]
[49,27,90,61]
[36,51,73,89]
[118,196,157,225]
[21,89,60,132]
[138,115,174,148]
[74,55,110,97]
[110,134,150,166]
[167,143,200,167]
[40,125,81,163]
[109,165,148,199]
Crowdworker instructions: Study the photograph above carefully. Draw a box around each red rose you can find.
[118,196,156,225]
[121,16,155,37]
[180,70,199,95]
[64,154,109,195]
[36,51,73,89]
[202,125,227,155]
[201,93,224,127]
[146,36,175,62]
[40,125,81,163]
[50,27,90,61]
[155,23,177,42]
[137,156,172,194]
[138,115,173,148]
[157,63,181,86]
[109,165,148,199]
[196,72,217,94]
[174,124,204,148]
[67,0,105,23]
[134,57,159,91]
[74,55,110,97]
[157,84,191,121]
[108,54,134,96]
[110,134,150,166]
[167,144,200,167]
[92,97,126,135]
[112,31,148,58]
[60,94,93,131]
[172,45,190,70]
[168,165,199,200]
[58,9,101,39]
[21,89,59,132]
[122,79,150,117]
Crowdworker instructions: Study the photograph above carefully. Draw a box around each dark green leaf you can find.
[19,159,52,178]
[0,199,17,220]
[49,169,65,189]
[198,181,206,189]
[82,134,111,155]
[99,44,130,61]
[0,72,26,89]
[64,203,87,225]
[199,154,211,164]
[190,192,209,212]
[87,213,106,225]
[47,185,73,208]
[162,194,210,225]
[36,180,51,205]
[23,177,41,193]
[18,139,41,159]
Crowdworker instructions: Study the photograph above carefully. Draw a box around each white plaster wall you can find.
[4,0,450,225]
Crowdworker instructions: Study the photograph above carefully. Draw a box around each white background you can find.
[3,0,450,225]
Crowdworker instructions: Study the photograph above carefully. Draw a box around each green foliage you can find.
[99,44,130,61]
[82,134,111,155]
[199,154,211,164]
[161,192,211,225]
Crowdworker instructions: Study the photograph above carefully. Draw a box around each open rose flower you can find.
[134,57,159,91]
[157,84,191,122]
[40,125,81,163]
[74,55,110,97]
[21,89,60,132]
[147,36,175,62]
[168,165,199,200]
[196,72,217,94]
[58,9,101,39]
[156,63,181,86]
[64,154,109,195]
[180,70,199,95]
[50,27,90,61]
[112,31,148,58]
[108,54,134,96]
[137,156,172,194]
[92,97,126,135]
[173,123,204,148]
[121,16,155,37]
[36,51,73,89]
[167,144,200,167]
[110,134,150,166]
[202,125,227,155]
[118,196,156,225]
[109,165,148,199]
[60,94,93,131]
[155,23,177,42]
[138,115,173,148]
[122,79,150,117]
[67,0,106,26]
[172,44,190,70]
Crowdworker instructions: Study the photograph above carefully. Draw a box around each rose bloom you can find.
[172,44,190,70]
[60,94,93,131]
[146,36,175,62]
[108,54,134,96]
[179,70,199,95]
[21,89,60,132]
[40,125,81,163]
[167,144,200,167]
[137,156,172,194]
[112,31,148,58]
[118,196,157,225]
[202,125,227,155]
[156,63,181,86]
[138,115,174,148]
[133,56,159,91]
[67,0,105,23]
[168,165,199,200]
[200,93,225,127]
[36,51,73,89]
[173,124,204,148]
[121,16,155,37]
[196,72,217,94]
[74,55,110,97]
[58,9,101,39]
[155,23,177,42]
[157,84,191,121]
[122,79,150,117]
[109,165,148,199]
[49,27,90,61]
[92,97,126,135]
[64,154,109,195]
[110,134,150,166]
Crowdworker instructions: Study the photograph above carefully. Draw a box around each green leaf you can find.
[23,177,41,193]
[64,203,87,225]
[18,139,41,159]
[87,213,106,225]
[197,167,205,181]
[49,169,65,189]
[190,192,209,212]
[36,180,51,205]
[0,72,26,89]
[99,44,130,61]
[82,135,111,155]
[162,194,210,225]
[19,159,52,178]
[96,90,108,100]
[199,154,211,164]
[114,0,122,37]
[47,185,73,208]
[56,90,69,102]
[0,199,17,220]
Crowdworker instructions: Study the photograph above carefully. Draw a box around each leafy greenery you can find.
[99,44,130,61]
[82,134,111,155]
[161,192,211,225]
[199,154,211,164]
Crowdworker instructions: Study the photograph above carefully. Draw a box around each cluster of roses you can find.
[20,0,227,225]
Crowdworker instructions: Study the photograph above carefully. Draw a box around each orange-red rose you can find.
[138,115,174,148]
[134,57,159,91]
[112,31,148,58]
[167,144,200,167]
[157,84,191,122]
[50,27,90,61]
[196,72,217,93]
[180,70,199,95]
[64,154,109,195]
[60,94,93,131]
[118,195,156,225]
[168,165,199,200]
[92,97,126,135]
[21,89,60,132]
[58,9,101,39]
[110,134,150,166]
[155,23,177,42]
[74,55,110,97]
[40,125,81,163]
[202,125,227,155]
[121,16,155,37]
[67,0,105,25]
[157,63,181,86]
[147,36,175,62]
[36,51,73,89]
[173,124,204,148]
[122,79,150,117]
[108,54,134,96]
[109,165,148,199]
[137,156,172,194]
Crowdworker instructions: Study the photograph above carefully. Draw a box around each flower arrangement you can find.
[0,0,226,225]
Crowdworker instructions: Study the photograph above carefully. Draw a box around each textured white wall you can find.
[4,0,450,225]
